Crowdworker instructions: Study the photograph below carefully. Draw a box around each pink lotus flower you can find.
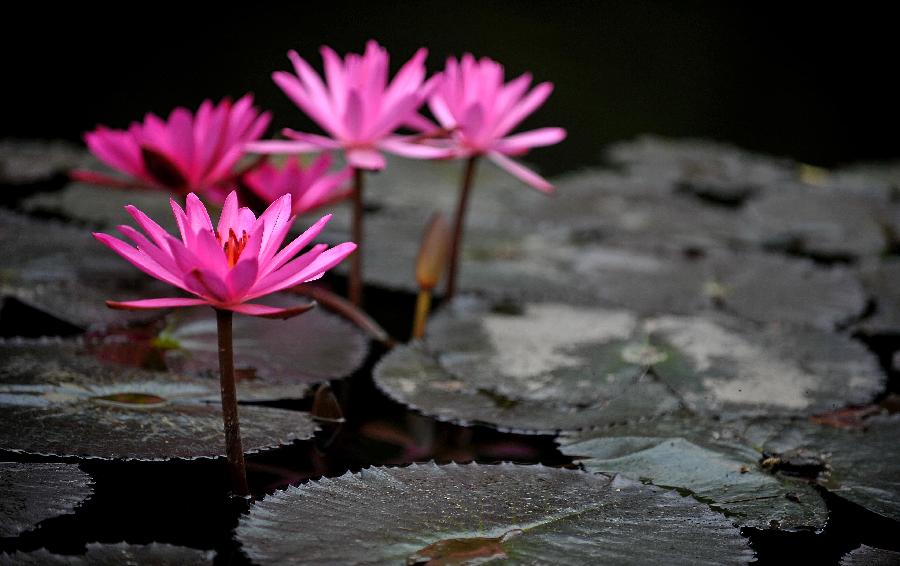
[246,41,447,170]
[76,96,271,201]
[93,191,356,319]
[428,54,566,192]
[242,153,352,215]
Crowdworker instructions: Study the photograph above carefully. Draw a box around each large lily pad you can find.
[746,414,900,523]
[0,139,94,186]
[374,299,883,432]
[559,417,827,530]
[0,340,317,460]
[605,136,796,202]
[738,188,887,260]
[841,545,900,566]
[0,543,214,565]
[0,210,168,331]
[0,462,93,537]
[21,182,177,232]
[89,297,369,402]
[855,259,900,335]
[236,463,752,565]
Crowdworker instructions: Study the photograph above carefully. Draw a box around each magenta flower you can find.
[243,153,352,215]
[93,191,356,319]
[428,54,566,192]
[75,96,271,201]
[246,40,447,170]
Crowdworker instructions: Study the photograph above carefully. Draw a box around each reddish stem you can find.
[349,168,365,306]
[445,156,479,300]
[215,308,250,497]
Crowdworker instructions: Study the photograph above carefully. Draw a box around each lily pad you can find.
[0,462,93,537]
[840,545,900,566]
[0,210,167,331]
[0,340,317,460]
[21,182,177,232]
[0,139,94,186]
[855,259,900,335]
[558,417,828,530]
[605,136,796,203]
[738,188,887,260]
[0,543,214,565]
[236,463,752,565]
[374,299,883,433]
[747,414,900,523]
[89,297,369,402]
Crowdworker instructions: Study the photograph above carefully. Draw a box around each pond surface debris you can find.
[2,137,900,564]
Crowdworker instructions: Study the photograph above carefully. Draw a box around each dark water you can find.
[5,1,900,175]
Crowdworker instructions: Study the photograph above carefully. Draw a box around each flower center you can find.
[217,228,250,268]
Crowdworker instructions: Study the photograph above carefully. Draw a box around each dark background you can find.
[5,2,899,176]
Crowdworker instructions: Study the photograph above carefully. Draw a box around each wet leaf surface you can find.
[89,299,369,402]
[0,543,214,565]
[236,463,752,565]
[20,183,176,232]
[0,340,317,460]
[559,416,827,529]
[856,259,900,335]
[840,544,900,566]
[0,140,95,186]
[738,188,887,260]
[747,415,900,523]
[375,298,883,432]
[0,462,92,538]
[0,210,168,331]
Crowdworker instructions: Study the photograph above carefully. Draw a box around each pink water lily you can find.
[243,153,352,215]
[75,96,271,201]
[246,40,447,170]
[93,191,356,319]
[429,54,566,192]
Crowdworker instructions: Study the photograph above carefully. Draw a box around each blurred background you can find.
[5,1,899,176]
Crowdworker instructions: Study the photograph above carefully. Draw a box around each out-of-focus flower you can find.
[75,96,271,201]
[242,153,352,215]
[246,40,448,170]
[93,191,356,318]
[428,54,566,192]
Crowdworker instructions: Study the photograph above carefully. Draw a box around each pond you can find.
[2,133,899,564]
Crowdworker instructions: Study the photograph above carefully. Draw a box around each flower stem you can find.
[349,168,365,306]
[215,308,249,497]
[412,289,432,340]
[445,156,479,300]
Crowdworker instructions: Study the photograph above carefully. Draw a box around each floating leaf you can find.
[0,340,316,460]
[0,139,94,186]
[646,314,883,415]
[21,182,176,231]
[375,299,882,432]
[739,188,887,260]
[840,545,900,566]
[0,543,214,565]
[747,415,900,522]
[89,298,369,402]
[0,210,167,331]
[605,135,796,203]
[0,462,92,537]
[559,416,827,529]
[856,259,900,335]
[236,463,752,565]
